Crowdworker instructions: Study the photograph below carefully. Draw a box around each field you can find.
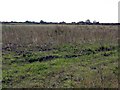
[2,24,119,88]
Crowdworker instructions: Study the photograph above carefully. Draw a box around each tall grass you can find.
[2,24,118,50]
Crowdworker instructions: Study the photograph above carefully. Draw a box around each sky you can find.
[0,0,119,23]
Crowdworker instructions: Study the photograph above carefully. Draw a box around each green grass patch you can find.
[2,44,118,88]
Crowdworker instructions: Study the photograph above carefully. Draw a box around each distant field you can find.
[2,24,118,88]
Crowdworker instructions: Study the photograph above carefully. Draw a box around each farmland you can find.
[2,24,118,88]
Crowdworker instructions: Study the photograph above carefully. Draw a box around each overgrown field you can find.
[2,24,119,88]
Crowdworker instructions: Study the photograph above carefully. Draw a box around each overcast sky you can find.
[0,0,119,23]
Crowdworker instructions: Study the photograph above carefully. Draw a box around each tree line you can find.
[1,19,120,25]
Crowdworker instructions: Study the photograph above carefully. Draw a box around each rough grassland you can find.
[2,24,118,88]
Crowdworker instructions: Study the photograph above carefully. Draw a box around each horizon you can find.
[1,20,120,23]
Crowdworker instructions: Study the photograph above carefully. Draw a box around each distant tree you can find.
[85,19,91,24]
[59,21,66,24]
[77,21,85,24]
[93,20,99,24]
[71,22,76,24]
[25,20,31,23]
[40,20,44,24]
[10,21,17,23]
[40,20,47,24]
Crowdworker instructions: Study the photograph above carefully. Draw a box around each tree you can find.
[59,21,66,24]
[77,21,85,24]
[93,20,99,24]
[85,19,91,24]
[25,20,31,23]
[40,20,46,24]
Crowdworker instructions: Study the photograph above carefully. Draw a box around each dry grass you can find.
[2,24,118,50]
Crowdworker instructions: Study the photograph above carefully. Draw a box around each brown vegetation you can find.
[2,24,118,51]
